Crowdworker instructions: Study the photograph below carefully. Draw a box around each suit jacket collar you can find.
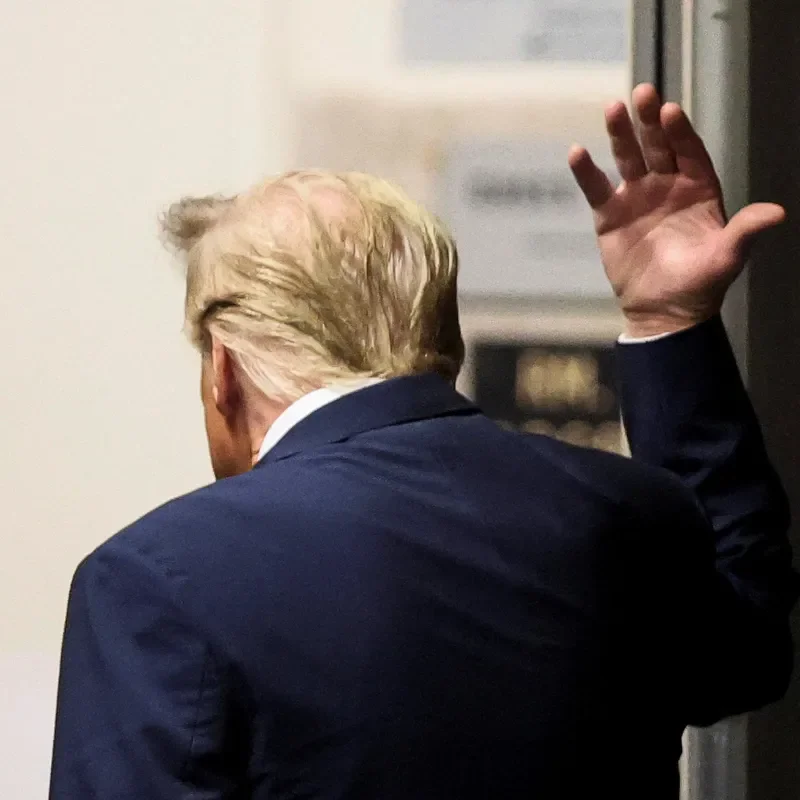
[256,379,385,461]
[255,373,479,466]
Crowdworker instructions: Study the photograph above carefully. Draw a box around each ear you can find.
[210,338,243,420]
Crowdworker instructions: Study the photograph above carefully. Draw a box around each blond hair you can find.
[160,171,464,403]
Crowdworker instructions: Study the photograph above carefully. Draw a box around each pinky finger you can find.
[568,146,615,210]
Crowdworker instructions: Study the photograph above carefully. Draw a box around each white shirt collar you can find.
[256,378,385,462]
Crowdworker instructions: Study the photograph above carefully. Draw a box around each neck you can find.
[246,399,288,466]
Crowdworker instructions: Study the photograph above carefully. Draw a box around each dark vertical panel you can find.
[631,0,663,90]
[748,1,800,797]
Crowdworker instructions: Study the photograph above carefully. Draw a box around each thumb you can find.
[721,202,786,263]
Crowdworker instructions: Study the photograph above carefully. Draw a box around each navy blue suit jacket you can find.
[50,318,798,799]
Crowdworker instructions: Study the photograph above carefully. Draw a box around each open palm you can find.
[569,85,784,336]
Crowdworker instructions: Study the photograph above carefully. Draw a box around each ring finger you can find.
[606,102,648,183]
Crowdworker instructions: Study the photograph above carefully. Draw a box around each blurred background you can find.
[1,2,798,798]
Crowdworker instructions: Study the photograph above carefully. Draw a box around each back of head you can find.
[161,171,464,403]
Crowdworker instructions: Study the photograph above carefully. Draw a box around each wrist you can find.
[622,312,717,339]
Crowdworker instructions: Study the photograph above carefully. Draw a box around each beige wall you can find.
[0,2,286,796]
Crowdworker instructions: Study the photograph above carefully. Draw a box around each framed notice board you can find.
[457,304,627,455]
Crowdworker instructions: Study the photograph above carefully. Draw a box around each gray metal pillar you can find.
[634,1,800,798]
[630,0,662,90]
[630,0,684,103]
[632,2,757,799]
[685,3,753,798]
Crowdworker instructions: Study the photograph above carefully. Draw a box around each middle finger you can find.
[633,84,678,174]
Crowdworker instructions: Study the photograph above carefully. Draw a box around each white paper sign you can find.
[402,0,628,64]
[437,138,617,298]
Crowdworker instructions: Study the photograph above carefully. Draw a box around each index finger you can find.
[661,103,719,184]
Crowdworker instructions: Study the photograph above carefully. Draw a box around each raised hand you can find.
[569,84,785,337]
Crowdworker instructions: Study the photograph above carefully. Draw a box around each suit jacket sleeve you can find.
[50,541,243,799]
[616,315,800,726]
